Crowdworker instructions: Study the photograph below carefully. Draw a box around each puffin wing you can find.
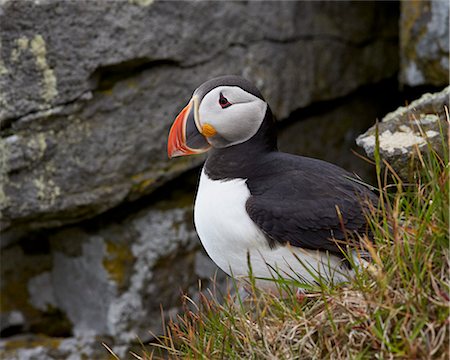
[245,154,376,255]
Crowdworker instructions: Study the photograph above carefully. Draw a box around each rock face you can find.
[278,82,402,182]
[1,178,227,358]
[356,86,449,179]
[0,335,107,360]
[400,0,449,87]
[0,1,399,236]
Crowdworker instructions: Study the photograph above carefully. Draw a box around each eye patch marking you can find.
[219,92,232,109]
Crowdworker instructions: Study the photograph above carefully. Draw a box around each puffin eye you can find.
[219,92,232,109]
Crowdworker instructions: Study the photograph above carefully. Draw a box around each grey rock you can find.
[0,243,58,336]
[400,0,449,87]
[1,184,225,354]
[0,311,25,334]
[52,236,117,336]
[356,86,449,179]
[1,346,54,360]
[0,334,107,360]
[0,1,398,122]
[195,251,222,280]
[0,1,399,236]
[27,272,56,312]
[278,85,400,182]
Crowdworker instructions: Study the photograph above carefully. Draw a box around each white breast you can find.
[194,169,351,286]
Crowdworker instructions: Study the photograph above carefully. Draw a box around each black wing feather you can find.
[245,153,377,255]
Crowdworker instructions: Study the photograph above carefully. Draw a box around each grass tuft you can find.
[144,114,449,360]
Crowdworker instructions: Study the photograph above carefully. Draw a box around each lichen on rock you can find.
[357,86,449,179]
[29,35,58,105]
[358,125,440,155]
[102,240,134,288]
[129,0,154,6]
[10,37,29,63]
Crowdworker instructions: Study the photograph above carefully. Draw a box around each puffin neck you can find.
[204,107,278,181]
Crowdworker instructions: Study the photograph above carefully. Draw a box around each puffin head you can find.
[168,75,271,158]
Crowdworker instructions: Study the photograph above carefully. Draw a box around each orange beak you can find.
[167,98,211,158]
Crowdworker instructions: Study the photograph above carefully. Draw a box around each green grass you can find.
[139,117,449,360]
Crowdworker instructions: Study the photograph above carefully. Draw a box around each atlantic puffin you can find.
[168,75,377,287]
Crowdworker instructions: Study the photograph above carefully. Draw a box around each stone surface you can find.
[278,82,401,182]
[0,334,108,360]
[0,240,67,338]
[400,0,449,87]
[1,179,227,354]
[0,1,399,236]
[356,86,449,179]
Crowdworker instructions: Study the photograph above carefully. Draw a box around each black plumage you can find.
[245,153,377,255]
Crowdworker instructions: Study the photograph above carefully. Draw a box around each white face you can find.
[197,86,267,148]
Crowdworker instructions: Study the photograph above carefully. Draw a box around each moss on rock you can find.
[103,240,134,289]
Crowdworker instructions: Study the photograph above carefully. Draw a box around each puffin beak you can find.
[167,97,211,158]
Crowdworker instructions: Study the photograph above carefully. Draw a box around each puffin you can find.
[167,75,377,287]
